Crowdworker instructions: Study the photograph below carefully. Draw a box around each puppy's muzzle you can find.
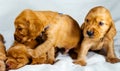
[87,30,94,37]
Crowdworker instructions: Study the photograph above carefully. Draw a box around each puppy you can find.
[0,34,6,71]
[6,9,81,69]
[6,42,30,69]
[73,6,120,66]
[13,9,81,63]
[6,38,50,69]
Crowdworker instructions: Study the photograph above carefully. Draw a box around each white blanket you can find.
[0,0,120,71]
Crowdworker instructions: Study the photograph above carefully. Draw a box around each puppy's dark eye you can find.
[17,27,22,31]
[85,19,89,23]
[99,21,104,26]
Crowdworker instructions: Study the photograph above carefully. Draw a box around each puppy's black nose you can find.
[87,31,94,36]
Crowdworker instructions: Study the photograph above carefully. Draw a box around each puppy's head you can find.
[81,6,116,39]
[14,9,43,43]
[6,44,29,69]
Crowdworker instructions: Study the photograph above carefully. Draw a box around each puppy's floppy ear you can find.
[105,21,116,39]
[25,10,44,39]
[29,19,44,39]
[81,23,85,31]
[15,9,44,40]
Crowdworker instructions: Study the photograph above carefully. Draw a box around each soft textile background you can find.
[0,0,120,71]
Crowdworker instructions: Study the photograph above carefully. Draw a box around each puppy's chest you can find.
[91,41,104,50]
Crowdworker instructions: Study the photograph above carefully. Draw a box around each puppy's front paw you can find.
[27,49,37,58]
[106,57,120,63]
[0,60,5,71]
[73,59,86,66]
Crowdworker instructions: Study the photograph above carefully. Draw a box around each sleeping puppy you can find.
[6,42,30,69]
[6,9,81,69]
[73,6,120,66]
[6,35,50,69]
[0,34,6,71]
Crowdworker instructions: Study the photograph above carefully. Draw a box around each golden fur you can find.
[6,9,81,69]
[0,34,6,71]
[6,42,30,69]
[73,6,120,66]
[6,38,52,69]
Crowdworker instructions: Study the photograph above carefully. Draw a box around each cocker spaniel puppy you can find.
[6,9,81,69]
[73,6,120,66]
[6,35,52,69]
[0,34,6,71]
[6,42,30,69]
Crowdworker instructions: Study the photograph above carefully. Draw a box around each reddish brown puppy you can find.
[6,9,81,69]
[74,6,120,66]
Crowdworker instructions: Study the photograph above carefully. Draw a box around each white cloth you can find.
[0,0,120,71]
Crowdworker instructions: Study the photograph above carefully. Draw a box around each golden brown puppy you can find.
[15,9,80,62]
[73,6,120,66]
[6,39,50,69]
[6,9,81,69]
[6,42,30,69]
[0,34,6,71]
